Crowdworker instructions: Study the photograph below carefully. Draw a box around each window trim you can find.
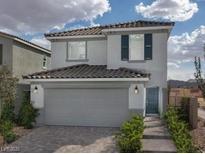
[121,34,152,62]
[66,41,88,61]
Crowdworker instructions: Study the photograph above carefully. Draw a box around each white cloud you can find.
[168,25,205,80]
[0,0,111,33]
[168,66,194,81]
[168,62,180,68]
[135,0,198,21]
[168,25,205,65]
[30,37,51,50]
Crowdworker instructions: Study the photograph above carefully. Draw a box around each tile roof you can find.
[0,31,51,54]
[45,20,174,38]
[23,64,149,79]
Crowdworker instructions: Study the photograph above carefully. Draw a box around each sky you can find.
[0,0,205,81]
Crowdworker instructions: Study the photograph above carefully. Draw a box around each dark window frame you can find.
[0,44,3,65]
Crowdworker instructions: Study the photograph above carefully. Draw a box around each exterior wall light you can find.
[134,86,139,94]
[33,86,38,93]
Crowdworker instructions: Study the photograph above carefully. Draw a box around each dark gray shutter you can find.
[0,44,2,65]
[121,35,129,60]
[144,34,152,60]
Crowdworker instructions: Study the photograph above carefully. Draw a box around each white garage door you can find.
[45,88,129,127]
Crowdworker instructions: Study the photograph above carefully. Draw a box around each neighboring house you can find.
[24,20,174,127]
[0,31,51,112]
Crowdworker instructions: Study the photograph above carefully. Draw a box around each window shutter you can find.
[144,34,152,60]
[121,35,129,60]
[0,45,2,65]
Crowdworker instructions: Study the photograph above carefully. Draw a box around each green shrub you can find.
[116,115,144,152]
[164,107,198,153]
[0,103,15,122]
[3,131,16,143]
[0,120,13,134]
[17,93,39,129]
[0,120,16,144]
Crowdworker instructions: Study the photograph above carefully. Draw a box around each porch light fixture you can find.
[33,86,38,93]
[134,86,139,94]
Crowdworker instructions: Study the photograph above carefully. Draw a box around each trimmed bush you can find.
[3,131,16,144]
[17,93,39,129]
[116,115,144,152]
[0,120,16,144]
[0,103,15,122]
[164,107,198,153]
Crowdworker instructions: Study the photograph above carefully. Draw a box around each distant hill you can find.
[168,80,198,88]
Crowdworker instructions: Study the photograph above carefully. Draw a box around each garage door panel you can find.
[45,88,129,127]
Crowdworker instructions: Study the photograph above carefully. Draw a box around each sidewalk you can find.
[142,117,177,153]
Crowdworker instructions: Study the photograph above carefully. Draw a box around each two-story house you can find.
[24,20,174,127]
[0,31,51,112]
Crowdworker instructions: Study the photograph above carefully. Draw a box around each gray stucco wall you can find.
[12,41,51,84]
[51,38,107,69]
[0,36,13,71]
[107,32,168,88]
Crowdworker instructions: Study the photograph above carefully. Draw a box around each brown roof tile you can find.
[23,64,149,79]
[45,20,174,38]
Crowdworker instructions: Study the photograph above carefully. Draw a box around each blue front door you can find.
[146,87,159,114]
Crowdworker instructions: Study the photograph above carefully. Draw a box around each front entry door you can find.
[146,87,159,114]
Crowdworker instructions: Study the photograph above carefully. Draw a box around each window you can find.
[0,44,2,65]
[42,55,47,69]
[67,41,86,60]
[121,34,152,61]
[129,34,144,61]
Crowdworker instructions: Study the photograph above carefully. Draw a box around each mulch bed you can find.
[190,118,205,151]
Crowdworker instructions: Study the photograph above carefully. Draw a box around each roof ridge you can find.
[45,20,175,37]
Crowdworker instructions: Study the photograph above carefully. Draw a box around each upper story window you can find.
[42,55,47,69]
[0,44,3,65]
[121,34,152,61]
[67,41,86,60]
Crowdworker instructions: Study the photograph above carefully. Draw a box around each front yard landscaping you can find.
[0,67,38,147]
[164,107,199,153]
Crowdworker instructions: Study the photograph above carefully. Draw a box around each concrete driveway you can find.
[9,126,119,153]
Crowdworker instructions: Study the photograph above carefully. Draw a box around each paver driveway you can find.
[10,126,119,153]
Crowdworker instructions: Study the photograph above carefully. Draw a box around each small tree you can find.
[194,44,205,98]
[0,66,18,121]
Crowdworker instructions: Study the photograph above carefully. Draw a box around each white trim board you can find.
[25,78,150,82]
